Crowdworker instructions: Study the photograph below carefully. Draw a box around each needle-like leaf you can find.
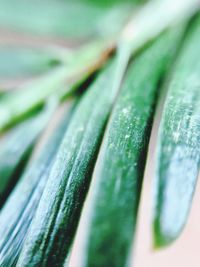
[16,47,130,266]
[77,26,186,267]
[0,100,74,266]
[153,16,200,248]
[0,99,57,207]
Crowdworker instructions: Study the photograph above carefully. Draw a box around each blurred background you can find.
[0,0,141,88]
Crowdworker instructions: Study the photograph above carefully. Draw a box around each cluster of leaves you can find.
[0,0,200,266]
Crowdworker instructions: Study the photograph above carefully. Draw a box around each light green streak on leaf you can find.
[0,40,112,132]
[120,0,200,55]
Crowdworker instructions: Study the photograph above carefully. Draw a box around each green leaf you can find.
[0,100,75,266]
[0,99,57,207]
[153,16,200,248]
[79,26,186,267]
[16,49,129,266]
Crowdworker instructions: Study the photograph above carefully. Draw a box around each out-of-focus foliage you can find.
[0,40,112,132]
[0,0,140,40]
[0,47,61,79]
